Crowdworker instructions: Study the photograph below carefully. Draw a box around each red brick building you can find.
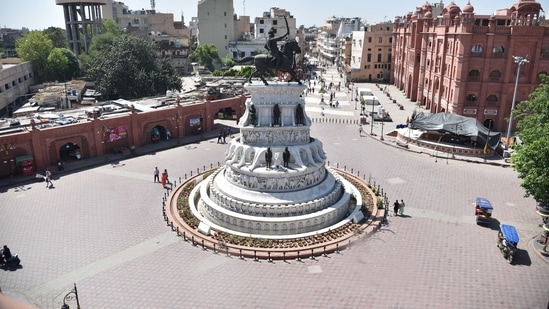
[392,0,547,132]
[0,96,246,179]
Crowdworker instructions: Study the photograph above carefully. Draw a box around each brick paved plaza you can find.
[1,66,548,308]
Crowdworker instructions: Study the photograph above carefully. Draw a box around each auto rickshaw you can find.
[475,197,493,225]
[497,224,520,264]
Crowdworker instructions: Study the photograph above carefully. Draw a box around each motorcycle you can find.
[497,224,520,264]
[0,248,21,269]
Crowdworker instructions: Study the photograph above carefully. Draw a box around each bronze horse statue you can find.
[233,39,302,85]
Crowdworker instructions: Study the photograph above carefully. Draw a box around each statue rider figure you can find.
[264,17,290,70]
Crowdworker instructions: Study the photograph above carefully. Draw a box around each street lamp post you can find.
[96,124,110,161]
[505,56,529,152]
[380,119,385,141]
[61,283,80,309]
[0,140,15,156]
[1,140,16,178]
[370,98,376,135]
[172,113,182,145]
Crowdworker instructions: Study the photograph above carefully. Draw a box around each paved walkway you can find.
[1,66,548,309]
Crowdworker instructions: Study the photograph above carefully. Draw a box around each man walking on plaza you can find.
[399,199,406,215]
[393,200,400,216]
[358,125,363,137]
[153,166,160,183]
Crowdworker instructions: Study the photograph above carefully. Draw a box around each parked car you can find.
[56,116,77,125]
[9,119,21,127]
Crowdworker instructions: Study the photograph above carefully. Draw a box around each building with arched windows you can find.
[392,0,547,132]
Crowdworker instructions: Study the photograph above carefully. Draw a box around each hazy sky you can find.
[1,1,511,30]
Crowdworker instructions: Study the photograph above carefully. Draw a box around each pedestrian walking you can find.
[399,199,406,215]
[161,169,169,188]
[57,160,64,172]
[153,166,160,183]
[222,128,227,143]
[358,125,363,136]
[393,200,400,216]
[217,131,222,143]
[228,127,232,137]
[45,169,53,188]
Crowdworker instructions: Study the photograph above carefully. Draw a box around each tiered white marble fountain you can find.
[190,82,363,238]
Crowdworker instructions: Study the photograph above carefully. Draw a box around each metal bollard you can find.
[190,171,193,176]
[184,173,187,179]
[268,252,273,263]
[213,244,217,254]
[310,249,315,260]
[323,246,328,257]
[203,165,205,171]
[202,240,206,250]
[357,171,360,177]
[191,236,196,246]
[183,231,186,241]
[170,222,174,231]
[254,251,259,261]
[197,168,199,174]
[351,168,353,174]
[296,251,301,262]
[239,249,244,260]
[176,226,180,236]
[335,243,340,254]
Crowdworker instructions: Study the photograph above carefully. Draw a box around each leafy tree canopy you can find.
[44,48,69,81]
[60,48,80,79]
[188,44,221,72]
[102,19,123,35]
[511,74,549,206]
[16,31,53,82]
[86,35,181,99]
[42,27,67,49]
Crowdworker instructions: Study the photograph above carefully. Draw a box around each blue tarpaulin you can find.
[500,224,520,243]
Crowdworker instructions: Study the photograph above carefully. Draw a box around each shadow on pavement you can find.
[511,248,532,266]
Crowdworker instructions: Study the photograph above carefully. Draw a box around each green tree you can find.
[102,19,123,35]
[188,44,221,72]
[60,48,80,79]
[511,74,549,206]
[44,48,69,81]
[79,32,121,71]
[42,27,67,48]
[86,35,181,99]
[79,19,123,70]
[16,31,53,82]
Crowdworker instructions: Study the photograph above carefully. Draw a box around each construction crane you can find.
[151,0,155,10]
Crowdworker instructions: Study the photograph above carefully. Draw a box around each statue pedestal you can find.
[192,83,362,237]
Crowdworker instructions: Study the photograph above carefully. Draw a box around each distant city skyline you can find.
[1,1,522,30]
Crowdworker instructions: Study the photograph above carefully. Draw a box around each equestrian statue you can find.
[233,16,302,85]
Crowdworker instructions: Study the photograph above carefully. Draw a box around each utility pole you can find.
[505,56,529,153]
